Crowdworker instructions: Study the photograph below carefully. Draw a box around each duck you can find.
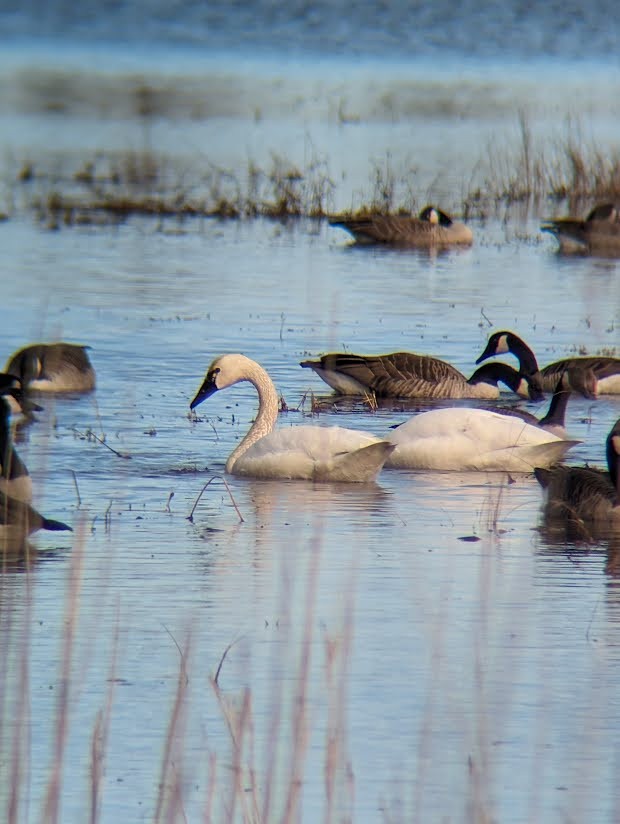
[534,417,620,526]
[476,330,620,395]
[0,489,72,547]
[4,342,96,394]
[0,389,32,503]
[383,407,578,472]
[328,205,473,247]
[541,203,620,254]
[300,351,543,400]
[482,367,597,440]
[189,353,395,482]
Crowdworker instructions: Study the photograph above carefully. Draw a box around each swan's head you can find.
[190,353,253,410]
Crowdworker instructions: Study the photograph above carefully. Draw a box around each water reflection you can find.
[537,519,620,579]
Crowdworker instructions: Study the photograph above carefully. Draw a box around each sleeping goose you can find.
[328,205,473,247]
[534,417,620,526]
[476,330,620,395]
[5,342,96,394]
[300,351,543,400]
[384,407,578,472]
[541,203,620,254]
[0,489,72,548]
[189,353,395,482]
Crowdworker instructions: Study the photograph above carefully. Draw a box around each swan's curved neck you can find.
[227,363,280,473]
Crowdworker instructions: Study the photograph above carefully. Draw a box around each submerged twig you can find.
[187,475,244,523]
[70,470,82,507]
[212,637,243,687]
[73,428,132,459]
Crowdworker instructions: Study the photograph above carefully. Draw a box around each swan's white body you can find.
[190,354,394,482]
[385,408,578,472]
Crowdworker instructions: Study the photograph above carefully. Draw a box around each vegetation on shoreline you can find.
[3,114,620,228]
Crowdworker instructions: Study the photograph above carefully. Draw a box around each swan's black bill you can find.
[190,376,219,410]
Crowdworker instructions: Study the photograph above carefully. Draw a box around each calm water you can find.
[1,6,620,823]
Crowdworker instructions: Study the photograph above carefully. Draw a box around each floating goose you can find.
[0,490,72,547]
[300,351,543,400]
[541,203,620,254]
[476,330,620,395]
[328,205,473,247]
[535,417,620,526]
[5,342,96,394]
[384,407,578,472]
[0,389,32,502]
[189,354,395,482]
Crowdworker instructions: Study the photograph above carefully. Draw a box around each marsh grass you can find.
[10,113,620,228]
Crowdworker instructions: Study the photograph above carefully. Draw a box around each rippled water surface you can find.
[1,8,620,820]
[1,212,619,823]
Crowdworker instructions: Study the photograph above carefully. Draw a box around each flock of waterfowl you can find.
[2,202,619,552]
[329,202,620,254]
[190,332,618,520]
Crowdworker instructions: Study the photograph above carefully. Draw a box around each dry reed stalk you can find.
[323,563,357,824]
[187,476,244,524]
[153,629,192,824]
[3,561,34,824]
[88,600,120,824]
[41,521,86,824]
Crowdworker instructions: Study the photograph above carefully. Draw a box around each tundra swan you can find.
[189,353,394,482]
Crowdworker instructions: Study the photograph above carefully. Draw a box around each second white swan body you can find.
[384,407,578,471]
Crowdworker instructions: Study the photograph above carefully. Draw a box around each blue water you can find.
[3,0,620,62]
[1,6,620,824]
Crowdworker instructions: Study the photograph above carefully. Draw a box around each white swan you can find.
[189,354,395,482]
[384,407,578,471]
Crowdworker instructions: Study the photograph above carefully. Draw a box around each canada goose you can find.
[300,352,543,400]
[0,391,32,502]
[384,407,578,472]
[0,489,72,547]
[484,367,597,440]
[5,342,96,393]
[189,354,395,482]
[328,205,473,247]
[534,417,620,526]
[541,203,620,254]
[476,330,620,395]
